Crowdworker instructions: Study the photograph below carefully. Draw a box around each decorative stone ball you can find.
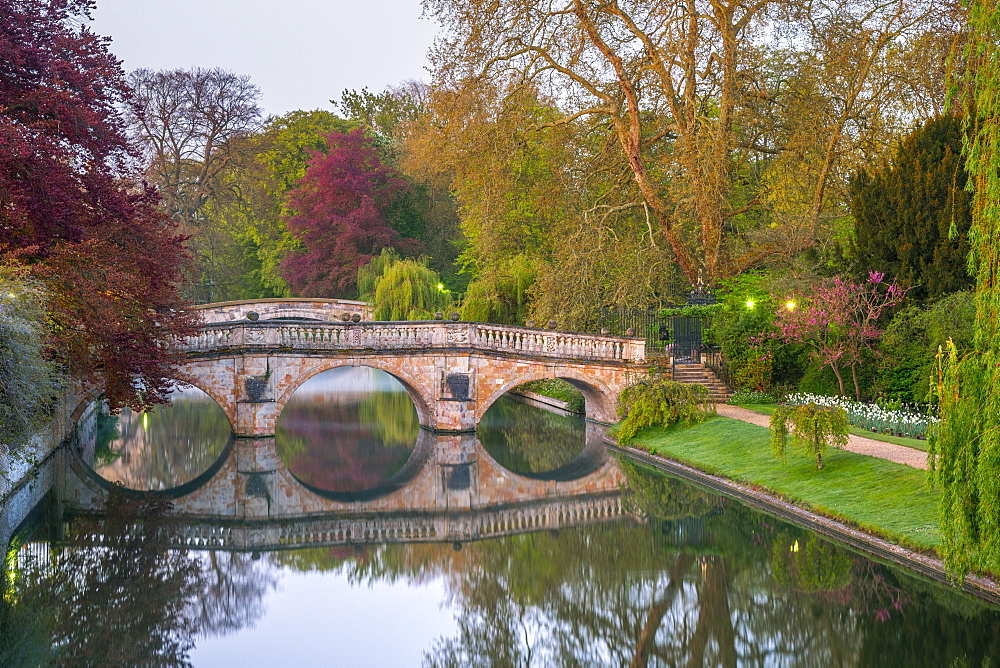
[351,313,361,323]
[434,312,444,320]
[626,327,636,337]
[600,328,610,335]
[452,542,463,551]
[525,320,535,328]
[341,312,352,321]
[246,311,259,321]
[548,320,557,329]
[450,312,460,321]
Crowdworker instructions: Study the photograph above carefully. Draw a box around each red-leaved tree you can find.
[281,129,418,297]
[0,0,197,411]
[774,272,906,399]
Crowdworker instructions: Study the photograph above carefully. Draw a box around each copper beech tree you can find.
[281,130,420,297]
[0,0,197,411]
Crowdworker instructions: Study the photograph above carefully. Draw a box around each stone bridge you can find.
[177,302,647,436]
[191,297,371,323]
[56,423,631,551]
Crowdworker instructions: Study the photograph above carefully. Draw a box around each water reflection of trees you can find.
[86,390,231,491]
[276,389,418,493]
[478,396,586,474]
[1,491,276,666]
[278,458,1000,667]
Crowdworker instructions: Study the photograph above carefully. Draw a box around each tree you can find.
[281,129,419,297]
[770,403,850,469]
[615,375,716,446]
[127,68,264,232]
[423,0,944,284]
[357,250,453,321]
[127,67,264,299]
[774,273,906,399]
[929,0,1000,576]
[189,110,358,301]
[850,115,973,303]
[0,0,196,411]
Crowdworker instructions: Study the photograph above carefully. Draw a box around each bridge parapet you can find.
[192,298,370,323]
[179,320,645,363]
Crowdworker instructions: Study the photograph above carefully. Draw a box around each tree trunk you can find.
[850,363,861,400]
[830,363,846,396]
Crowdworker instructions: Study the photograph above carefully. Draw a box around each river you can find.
[2,367,999,666]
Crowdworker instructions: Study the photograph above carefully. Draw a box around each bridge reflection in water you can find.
[63,412,628,552]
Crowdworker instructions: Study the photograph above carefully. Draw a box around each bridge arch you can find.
[477,369,618,424]
[273,358,436,429]
[172,373,238,433]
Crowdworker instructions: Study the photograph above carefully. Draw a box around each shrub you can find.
[0,264,61,453]
[729,390,782,405]
[770,403,849,469]
[615,377,716,445]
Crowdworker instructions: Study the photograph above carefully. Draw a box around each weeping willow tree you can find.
[458,254,536,325]
[357,249,453,321]
[929,1,1000,576]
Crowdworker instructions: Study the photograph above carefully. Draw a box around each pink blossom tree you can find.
[775,272,906,398]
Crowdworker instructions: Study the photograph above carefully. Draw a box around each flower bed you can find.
[785,393,935,439]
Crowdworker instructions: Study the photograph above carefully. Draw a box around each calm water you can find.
[5,369,1000,666]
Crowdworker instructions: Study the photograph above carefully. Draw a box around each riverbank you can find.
[610,416,1000,605]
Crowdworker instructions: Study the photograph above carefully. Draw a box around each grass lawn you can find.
[735,403,930,452]
[631,415,941,551]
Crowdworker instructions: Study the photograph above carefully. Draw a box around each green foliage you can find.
[358,250,453,321]
[712,274,782,392]
[615,377,716,445]
[0,263,61,453]
[616,456,720,520]
[189,109,358,301]
[770,403,849,470]
[514,378,585,414]
[929,0,1000,576]
[797,364,844,397]
[770,535,853,593]
[877,292,975,402]
[459,254,536,325]
[658,304,723,320]
[849,115,973,304]
[477,395,586,474]
[729,390,783,405]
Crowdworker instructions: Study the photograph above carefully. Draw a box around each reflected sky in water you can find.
[78,386,231,491]
[276,367,419,494]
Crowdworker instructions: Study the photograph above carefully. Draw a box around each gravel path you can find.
[715,404,930,470]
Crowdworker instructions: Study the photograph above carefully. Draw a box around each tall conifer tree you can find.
[850,115,972,303]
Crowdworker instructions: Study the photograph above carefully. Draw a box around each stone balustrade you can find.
[178,320,645,363]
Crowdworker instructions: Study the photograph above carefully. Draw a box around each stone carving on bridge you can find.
[245,327,266,344]
[446,329,469,344]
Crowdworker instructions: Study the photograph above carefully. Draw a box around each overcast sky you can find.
[89,0,440,118]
